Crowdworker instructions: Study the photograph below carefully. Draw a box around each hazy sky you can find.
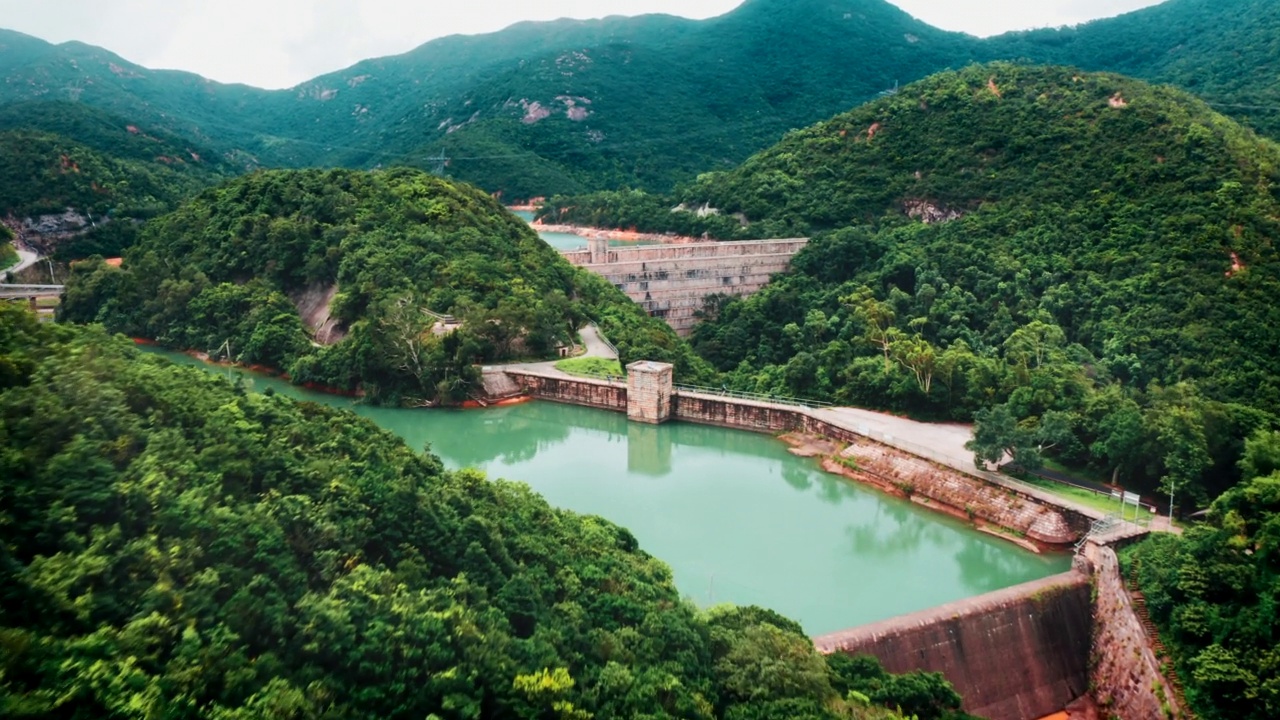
[0,0,1166,89]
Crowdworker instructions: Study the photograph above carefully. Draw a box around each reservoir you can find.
[512,209,659,251]
[145,347,1071,635]
[513,209,587,250]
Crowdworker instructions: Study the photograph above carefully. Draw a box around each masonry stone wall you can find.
[814,572,1094,720]
[1086,545,1189,719]
[503,371,627,411]
[560,239,808,335]
[626,361,673,423]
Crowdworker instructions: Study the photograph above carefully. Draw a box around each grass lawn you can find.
[1013,472,1136,517]
[554,356,623,378]
[1040,457,1110,485]
[0,242,17,270]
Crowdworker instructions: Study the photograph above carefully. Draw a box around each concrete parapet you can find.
[815,571,1094,720]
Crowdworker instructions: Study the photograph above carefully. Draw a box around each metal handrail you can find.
[672,383,832,409]
[587,321,619,358]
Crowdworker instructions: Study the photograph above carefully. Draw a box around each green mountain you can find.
[0,306,968,719]
[0,103,233,257]
[986,0,1280,138]
[2,0,1278,197]
[60,168,710,403]
[0,2,982,197]
[617,64,1280,502]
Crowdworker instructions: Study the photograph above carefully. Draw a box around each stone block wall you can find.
[503,371,626,411]
[1086,545,1189,719]
[814,572,1094,720]
[626,361,673,423]
[561,239,808,335]
[672,392,1089,546]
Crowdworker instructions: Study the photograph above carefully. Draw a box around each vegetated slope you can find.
[0,29,277,165]
[1122,433,1280,720]
[393,0,977,197]
[3,0,1278,197]
[986,0,1280,139]
[0,306,972,720]
[0,1,981,196]
[60,168,710,403]
[678,64,1280,503]
[0,102,233,258]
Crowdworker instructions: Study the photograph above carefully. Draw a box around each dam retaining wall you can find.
[561,238,808,335]
[814,571,1095,720]
[1086,545,1190,719]
[501,369,1174,717]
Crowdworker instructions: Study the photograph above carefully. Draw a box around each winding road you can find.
[2,248,40,278]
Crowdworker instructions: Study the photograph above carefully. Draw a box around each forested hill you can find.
[60,168,710,403]
[0,102,234,258]
[668,64,1280,505]
[985,0,1280,138]
[1,0,1278,196]
[0,305,971,719]
[0,1,977,197]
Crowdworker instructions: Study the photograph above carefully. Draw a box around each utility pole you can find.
[427,151,449,176]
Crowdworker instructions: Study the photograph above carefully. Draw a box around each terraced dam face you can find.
[146,347,1070,635]
[514,211,807,335]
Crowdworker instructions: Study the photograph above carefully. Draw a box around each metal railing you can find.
[587,321,619,358]
[673,383,832,409]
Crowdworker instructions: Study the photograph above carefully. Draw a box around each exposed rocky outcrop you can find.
[3,209,97,254]
[289,282,347,345]
[902,199,964,224]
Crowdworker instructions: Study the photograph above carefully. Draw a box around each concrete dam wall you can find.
[561,237,808,335]
[814,571,1095,720]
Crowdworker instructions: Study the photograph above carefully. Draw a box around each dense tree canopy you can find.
[549,65,1280,505]
[0,306,967,719]
[60,168,711,404]
[1123,433,1280,719]
[6,0,1276,197]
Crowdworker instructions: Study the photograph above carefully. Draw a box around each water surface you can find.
[145,348,1070,635]
[512,210,659,251]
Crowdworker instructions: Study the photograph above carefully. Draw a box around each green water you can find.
[512,210,654,251]
[143,347,1071,636]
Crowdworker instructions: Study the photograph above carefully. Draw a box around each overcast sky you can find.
[0,0,1165,89]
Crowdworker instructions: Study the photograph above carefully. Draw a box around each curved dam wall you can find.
[814,571,1094,720]
[561,238,808,335]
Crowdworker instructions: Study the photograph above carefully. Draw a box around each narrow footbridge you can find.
[0,284,64,301]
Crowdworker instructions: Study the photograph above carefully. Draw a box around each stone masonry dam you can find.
[560,237,808,335]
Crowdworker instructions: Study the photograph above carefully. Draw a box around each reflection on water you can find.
[141,346,1071,635]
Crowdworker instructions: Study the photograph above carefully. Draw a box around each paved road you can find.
[2,248,40,279]
[813,406,978,472]
[579,324,618,360]
[488,325,621,379]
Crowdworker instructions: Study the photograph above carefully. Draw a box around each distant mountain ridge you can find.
[0,0,1275,197]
